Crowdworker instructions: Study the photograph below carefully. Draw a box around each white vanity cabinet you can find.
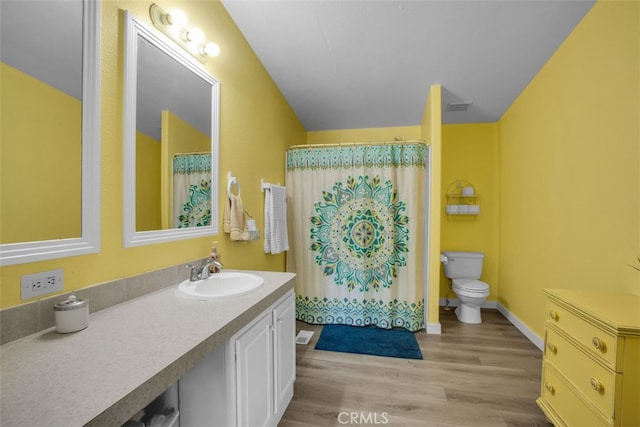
[273,291,296,417]
[235,310,276,426]
[232,289,296,427]
[179,289,296,427]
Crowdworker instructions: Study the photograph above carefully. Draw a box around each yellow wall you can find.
[0,0,305,308]
[421,84,442,328]
[0,63,82,243]
[306,126,421,144]
[135,131,161,231]
[441,123,499,301]
[498,0,639,337]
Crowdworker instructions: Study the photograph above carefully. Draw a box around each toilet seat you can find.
[452,279,489,294]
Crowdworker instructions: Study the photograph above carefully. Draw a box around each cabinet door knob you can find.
[548,310,558,321]
[546,342,556,353]
[592,337,606,351]
[545,382,554,393]
[590,377,603,392]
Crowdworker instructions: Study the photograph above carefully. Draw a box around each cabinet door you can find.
[273,293,296,416]
[235,311,274,427]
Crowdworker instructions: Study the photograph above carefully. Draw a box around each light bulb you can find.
[184,27,205,44]
[168,9,187,28]
[202,42,220,57]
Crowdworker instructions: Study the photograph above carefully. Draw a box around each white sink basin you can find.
[176,272,264,299]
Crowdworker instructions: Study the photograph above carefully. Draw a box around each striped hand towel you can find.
[264,185,289,254]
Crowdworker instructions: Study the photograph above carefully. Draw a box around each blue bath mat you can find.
[315,324,423,360]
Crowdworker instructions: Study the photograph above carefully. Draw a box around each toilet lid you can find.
[453,279,489,293]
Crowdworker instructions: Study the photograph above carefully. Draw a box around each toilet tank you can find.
[441,251,484,279]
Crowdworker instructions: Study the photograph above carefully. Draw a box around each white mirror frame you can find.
[0,0,101,266]
[122,11,220,247]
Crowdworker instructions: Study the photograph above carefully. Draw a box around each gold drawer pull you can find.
[592,337,606,352]
[548,310,558,321]
[546,342,556,353]
[590,377,603,392]
[545,382,555,394]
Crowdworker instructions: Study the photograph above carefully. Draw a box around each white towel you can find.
[264,185,289,254]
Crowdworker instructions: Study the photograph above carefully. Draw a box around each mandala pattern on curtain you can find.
[173,153,211,228]
[286,143,428,331]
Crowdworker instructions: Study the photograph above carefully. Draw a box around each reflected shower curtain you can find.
[286,142,427,331]
[172,153,211,228]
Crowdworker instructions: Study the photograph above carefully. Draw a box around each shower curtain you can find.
[286,142,427,331]
[172,153,211,228]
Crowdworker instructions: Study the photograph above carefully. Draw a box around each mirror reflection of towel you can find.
[264,185,289,254]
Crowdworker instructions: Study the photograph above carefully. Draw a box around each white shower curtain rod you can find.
[289,139,427,150]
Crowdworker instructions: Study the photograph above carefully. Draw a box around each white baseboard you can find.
[496,303,543,351]
[439,298,543,351]
[426,322,441,334]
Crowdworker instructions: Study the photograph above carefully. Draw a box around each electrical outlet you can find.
[21,269,64,300]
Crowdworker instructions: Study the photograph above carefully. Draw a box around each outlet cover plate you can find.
[21,269,64,300]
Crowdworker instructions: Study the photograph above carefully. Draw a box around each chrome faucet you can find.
[186,259,223,281]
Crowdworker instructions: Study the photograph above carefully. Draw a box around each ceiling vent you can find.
[445,101,473,112]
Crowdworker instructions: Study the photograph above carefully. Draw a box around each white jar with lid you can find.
[54,294,89,333]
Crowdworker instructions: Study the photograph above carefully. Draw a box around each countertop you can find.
[0,270,295,426]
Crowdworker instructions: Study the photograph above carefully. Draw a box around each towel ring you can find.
[227,173,241,198]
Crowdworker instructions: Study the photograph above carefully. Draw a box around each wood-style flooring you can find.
[280,308,551,427]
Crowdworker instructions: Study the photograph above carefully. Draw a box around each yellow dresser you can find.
[537,289,640,426]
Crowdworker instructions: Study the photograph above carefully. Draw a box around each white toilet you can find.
[440,251,490,324]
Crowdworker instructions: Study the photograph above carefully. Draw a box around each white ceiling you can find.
[0,0,82,100]
[221,0,595,131]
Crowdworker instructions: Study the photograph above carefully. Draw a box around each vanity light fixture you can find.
[149,3,220,63]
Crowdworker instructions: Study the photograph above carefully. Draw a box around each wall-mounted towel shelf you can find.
[446,180,480,215]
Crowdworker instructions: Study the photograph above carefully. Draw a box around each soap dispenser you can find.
[209,242,221,274]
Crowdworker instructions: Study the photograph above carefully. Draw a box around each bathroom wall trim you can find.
[439,298,544,351]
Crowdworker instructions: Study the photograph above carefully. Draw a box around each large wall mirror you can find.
[0,0,100,266]
[123,11,220,247]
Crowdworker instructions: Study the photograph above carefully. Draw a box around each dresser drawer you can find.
[545,326,618,419]
[546,300,617,367]
[539,363,610,427]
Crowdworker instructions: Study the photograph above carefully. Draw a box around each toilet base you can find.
[455,304,482,324]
